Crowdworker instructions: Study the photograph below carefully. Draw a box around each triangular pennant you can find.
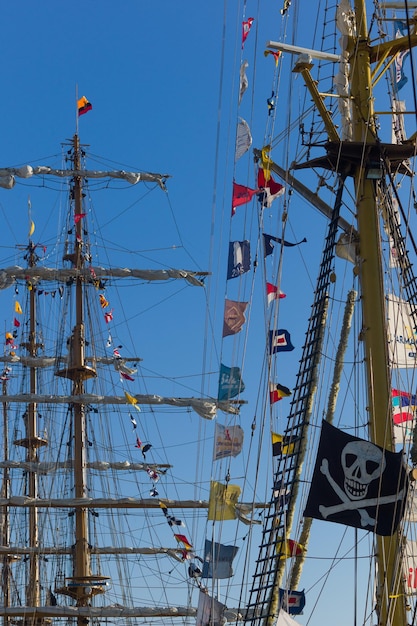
[242,17,254,47]
[266,282,286,305]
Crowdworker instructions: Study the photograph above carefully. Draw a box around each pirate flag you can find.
[304,420,408,536]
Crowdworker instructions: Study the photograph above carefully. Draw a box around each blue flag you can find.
[394,21,410,92]
[227,241,250,279]
[218,364,245,400]
[269,329,294,354]
[202,540,239,579]
[279,588,306,615]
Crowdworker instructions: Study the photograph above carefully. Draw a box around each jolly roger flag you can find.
[304,420,409,536]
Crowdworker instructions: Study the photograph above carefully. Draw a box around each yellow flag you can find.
[208,480,241,521]
[124,391,141,411]
[15,301,22,314]
[28,220,35,237]
[261,144,273,181]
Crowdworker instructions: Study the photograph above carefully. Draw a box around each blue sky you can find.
[0,2,406,625]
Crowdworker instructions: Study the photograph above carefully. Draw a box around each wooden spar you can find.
[0,266,209,286]
[0,606,197,619]
[0,496,268,510]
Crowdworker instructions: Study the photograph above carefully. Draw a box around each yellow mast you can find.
[350,2,406,623]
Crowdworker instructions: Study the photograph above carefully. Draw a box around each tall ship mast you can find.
[2,1,417,625]
[0,130,245,624]
[234,1,417,625]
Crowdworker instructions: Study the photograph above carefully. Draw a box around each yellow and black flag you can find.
[271,432,296,456]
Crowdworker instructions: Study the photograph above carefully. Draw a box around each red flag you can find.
[13,318,20,327]
[287,539,303,556]
[264,50,281,66]
[392,388,417,424]
[266,282,286,305]
[277,538,303,558]
[74,213,86,224]
[232,181,258,216]
[104,310,113,324]
[120,371,134,382]
[257,168,285,208]
[242,18,254,47]
[174,534,193,550]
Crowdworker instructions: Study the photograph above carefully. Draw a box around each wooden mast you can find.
[350,2,406,624]
[71,133,92,614]
[25,243,43,615]
[13,237,48,622]
[54,134,105,624]
[1,365,10,626]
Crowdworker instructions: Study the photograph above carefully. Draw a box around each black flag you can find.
[304,420,408,536]
[262,233,307,257]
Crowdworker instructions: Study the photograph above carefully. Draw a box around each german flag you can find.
[78,96,92,116]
